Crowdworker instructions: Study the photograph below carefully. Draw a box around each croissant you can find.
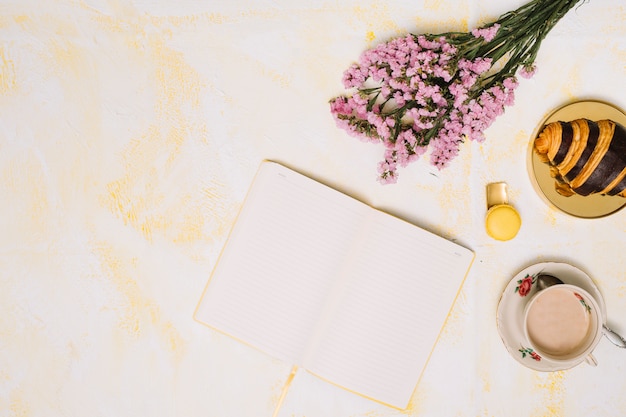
[534,118,626,197]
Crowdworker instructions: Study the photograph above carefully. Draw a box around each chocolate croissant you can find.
[534,118,626,197]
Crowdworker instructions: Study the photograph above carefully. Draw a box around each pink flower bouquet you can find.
[330,0,585,184]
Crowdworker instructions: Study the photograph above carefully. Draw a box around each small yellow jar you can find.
[485,183,521,241]
[485,204,522,241]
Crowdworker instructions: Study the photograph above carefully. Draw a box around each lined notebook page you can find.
[305,209,474,409]
[195,162,369,364]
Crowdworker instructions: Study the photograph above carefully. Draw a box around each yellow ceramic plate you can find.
[528,100,626,218]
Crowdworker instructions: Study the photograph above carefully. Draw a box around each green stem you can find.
[474,0,583,91]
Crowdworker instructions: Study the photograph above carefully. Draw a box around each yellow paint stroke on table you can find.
[50,41,85,72]
[0,47,17,93]
[13,14,30,26]
[353,3,402,44]
[9,393,30,417]
[424,0,446,10]
[532,371,565,417]
[93,241,185,358]
[600,6,626,35]
[607,44,626,72]
[95,11,237,245]
[1,152,51,237]
[46,39,87,79]
[437,288,469,346]
[401,385,424,416]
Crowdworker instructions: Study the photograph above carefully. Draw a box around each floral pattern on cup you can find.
[519,346,541,361]
[574,292,592,313]
[515,273,536,297]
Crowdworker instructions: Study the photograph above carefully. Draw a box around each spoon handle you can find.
[603,324,626,348]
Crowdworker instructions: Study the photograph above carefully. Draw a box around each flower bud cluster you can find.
[330,29,517,184]
[330,0,583,183]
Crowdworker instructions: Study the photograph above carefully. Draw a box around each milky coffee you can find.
[525,286,592,357]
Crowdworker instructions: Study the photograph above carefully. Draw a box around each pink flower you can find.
[471,58,492,74]
[503,77,519,90]
[433,65,452,82]
[377,159,398,185]
[417,35,441,49]
[519,65,537,79]
[472,23,501,42]
[329,97,353,116]
[393,91,406,107]
[342,64,366,88]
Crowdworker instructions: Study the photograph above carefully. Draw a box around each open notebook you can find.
[194,161,474,410]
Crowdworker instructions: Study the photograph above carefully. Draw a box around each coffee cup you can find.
[523,284,603,367]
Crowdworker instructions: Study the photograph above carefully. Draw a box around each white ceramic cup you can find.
[523,284,603,367]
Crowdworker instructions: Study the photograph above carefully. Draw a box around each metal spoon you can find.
[536,273,626,348]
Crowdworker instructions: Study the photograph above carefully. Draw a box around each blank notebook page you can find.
[195,162,369,364]
[305,209,474,409]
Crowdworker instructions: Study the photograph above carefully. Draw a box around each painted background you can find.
[1,0,626,416]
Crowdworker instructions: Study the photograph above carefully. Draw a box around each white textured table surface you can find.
[1,1,626,416]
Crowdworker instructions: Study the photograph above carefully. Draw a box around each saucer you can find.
[496,262,606,371]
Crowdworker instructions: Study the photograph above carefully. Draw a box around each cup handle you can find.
[585,353,598,367]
